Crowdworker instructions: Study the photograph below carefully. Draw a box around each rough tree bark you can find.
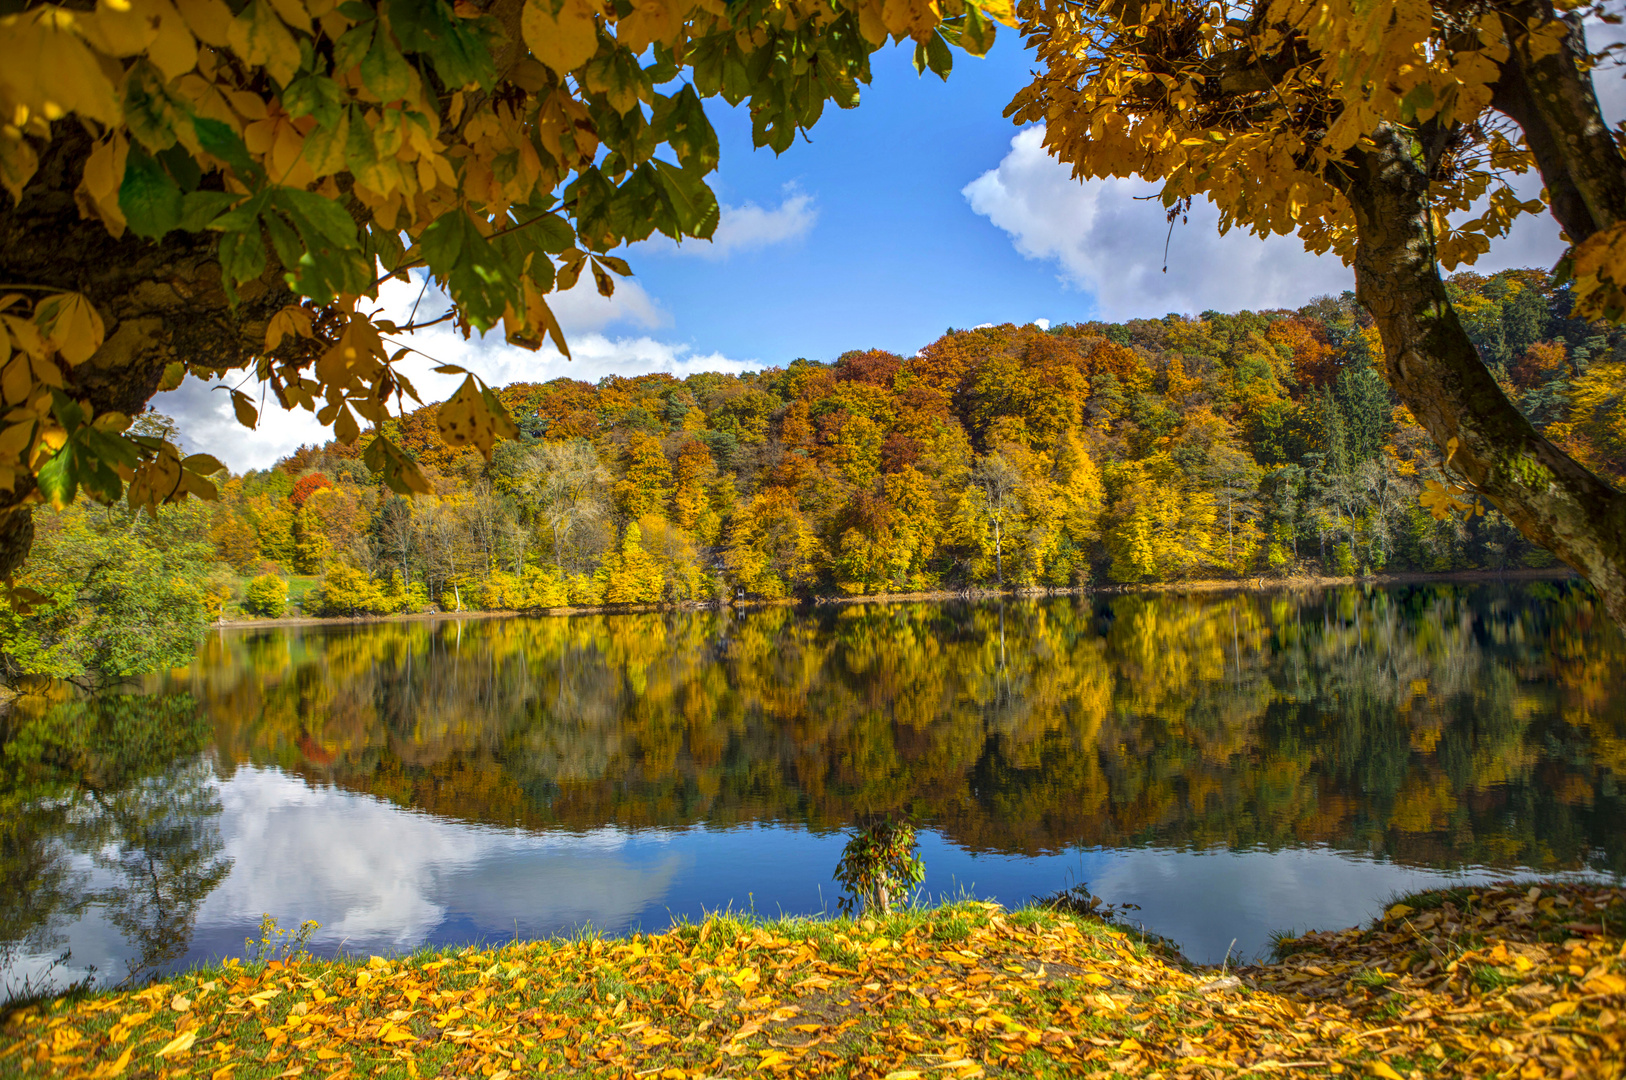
[0,129,307,578]
[1345,125,1626,624]
[1494,2,1626,242]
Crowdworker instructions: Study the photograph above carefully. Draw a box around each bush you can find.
[474,567,568,610]
[309,566,387,617]
[1332,542,1358,577]
[1266,542,1290,577]
[309,568,429,617]
[243,575,288,618]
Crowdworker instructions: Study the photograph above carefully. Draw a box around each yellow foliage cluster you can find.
[1008,0,1551,268]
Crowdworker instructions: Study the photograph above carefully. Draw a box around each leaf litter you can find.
[2,882,1622,1079]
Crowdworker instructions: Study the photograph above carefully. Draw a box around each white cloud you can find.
[965,127,1356,319]
[6,765,692,987]
[640,188,817,260]
[200,767,684,951]
[965,123,1607,320]
[152,273,753,473]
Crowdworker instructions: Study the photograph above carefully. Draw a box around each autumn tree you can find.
[0,0,1012,578]
[967,451,1023,587]
[1010,0,1626,620]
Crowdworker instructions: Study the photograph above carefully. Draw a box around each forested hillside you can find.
[22,268,1626,622]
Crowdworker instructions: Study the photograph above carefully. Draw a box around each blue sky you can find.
[159,30,1577,469]
[632,34,1078,362]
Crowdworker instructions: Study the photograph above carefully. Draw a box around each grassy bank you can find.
[3,882,1623,1079]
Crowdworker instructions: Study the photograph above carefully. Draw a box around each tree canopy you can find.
[1008,0,1626,618]
[0,0,1009,573]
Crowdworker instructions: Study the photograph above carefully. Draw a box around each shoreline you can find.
[4,880,1621,1079]
[215,566,1580,630]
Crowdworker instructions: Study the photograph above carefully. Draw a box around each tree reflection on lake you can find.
[3,582,1623,981]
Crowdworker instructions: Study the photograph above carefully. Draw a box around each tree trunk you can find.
[0,130,319,576]
[1345,126,1626,623]
[1491,2,1626,243]
[993,517,1003,589]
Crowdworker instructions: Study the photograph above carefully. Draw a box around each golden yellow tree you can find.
[1009,0,1626,619]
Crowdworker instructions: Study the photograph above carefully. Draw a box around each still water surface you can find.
[4,582,1623,988]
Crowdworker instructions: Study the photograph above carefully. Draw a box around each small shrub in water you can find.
[246,914,320,966]
[833,817,924,917]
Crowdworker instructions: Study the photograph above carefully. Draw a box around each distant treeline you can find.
[17,268,1626,635]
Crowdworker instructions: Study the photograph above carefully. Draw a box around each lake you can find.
[3,581,1623,992]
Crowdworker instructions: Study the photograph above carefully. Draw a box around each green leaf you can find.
[156,144,202,192]
[364,432,434,494]
[1400,82,1436,121]
[567,167,619,250]
[266,187,370,302]
[229,0,303,87]
[658,85,719,174]
[35,443,79,509]
[282,73,346,129]
[271,187,361,249]
[959,6,997,57]
[584,47,646,115]
[219,231,268,293]
[118,149,184,240]
[361,23,414,102]
[368,222,408,273]
[193,116,264,185]
[389,0,496,90]
[122,59,189,153]
[300,104,351,176]
[609,164,662,243]
[177,190,239,232]
[262,207,304,272]
[651,158,719,239]
[332,17,376,72]
[416,209,520,330]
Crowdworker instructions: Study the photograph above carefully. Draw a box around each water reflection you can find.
[2,582,1622,981]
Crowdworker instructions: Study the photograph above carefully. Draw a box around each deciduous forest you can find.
[4,266,1622,661]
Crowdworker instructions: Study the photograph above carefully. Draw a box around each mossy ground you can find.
[3,881,1622,1079]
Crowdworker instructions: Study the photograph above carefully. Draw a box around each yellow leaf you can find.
[522,0,599,76]
[35,292,105,365]
[174,0,234,47]
[0,8,122,127]
[155,1029,197,1058]
[75,134,129,237]
[81,0,161,58]
[882,1072,922,1080]
[147,0,200,80]
[264,304,314,351]
[966,0,1017,27]
[1585,973,1626,995]
[227,0,301,86]
[1,358,31,405]
[1384,904,1414,920]
[616,0,683,53]
[266,0,311,32]
[104,1045,134,1076]
[0,130,39,204]
[1367,1062,1404,1080]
